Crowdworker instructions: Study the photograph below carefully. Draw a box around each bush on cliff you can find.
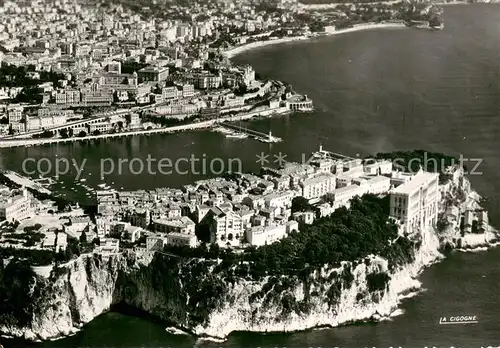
[0,259,42,327]
[366,272,391,293]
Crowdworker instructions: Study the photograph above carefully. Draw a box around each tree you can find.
[123,231,131,240]
[92,130,101,136]
[77,130,87,137]
[291,196,313,213]
[59,129,68,138]
[79,230,87,244]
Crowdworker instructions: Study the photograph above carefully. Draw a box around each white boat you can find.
[225,133,248,139]
[213,127,234,134]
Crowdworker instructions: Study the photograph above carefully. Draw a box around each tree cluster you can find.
[372,150,460,183]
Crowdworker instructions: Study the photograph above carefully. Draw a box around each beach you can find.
[224,22,407,59]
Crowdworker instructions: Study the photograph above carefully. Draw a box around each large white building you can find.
[263,191,295,209]
[363,175,391,195]
[329,184,365,209]
[389,170,439,233]
[0,188,32,222]
[166,232,197,248]
[300,173,336,200]
[245,221,298,246]
[152,216,196,235]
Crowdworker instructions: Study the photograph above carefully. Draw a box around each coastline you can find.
[1,174,498,343]
[224,22,407,59]
[1,22,410,148]
[0,106,290,148]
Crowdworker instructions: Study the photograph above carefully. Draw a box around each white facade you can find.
[0,189,32,222]
[263,191,295,209]
[89,122,112,133]
[364,175,391,195]
[246,223,287,246]
[330,184,365,208]
[153,216,195,235]
[300,173,336,200]
[363,160,393,175]
[166,232,197,248]
[389,170,439,233]
[99,238,120,253]
[209,207,244,246]
[25,113,68,131]
[146,233,167,251]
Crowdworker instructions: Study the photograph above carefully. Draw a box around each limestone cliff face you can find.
[0,175,493,342]
[0,253,132,341]
[0,228,440,342]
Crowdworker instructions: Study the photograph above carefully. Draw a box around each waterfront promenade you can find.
[0,106,290,148]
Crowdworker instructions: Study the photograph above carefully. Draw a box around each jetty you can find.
[217,121,282,143]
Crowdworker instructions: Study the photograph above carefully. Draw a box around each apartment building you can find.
[300,172,336,200]
[25,108,72,131]
[7,105,24,132]
[246,220,298,246]
[329,184,365,209]
[88,122,112,133]
[81,91,113,106]
[389,170,439,233]
[146,233,166,251]
[138,66,169,82]
[185,72,219,90]
[263,191,295,209]
[55,89,81,105]
[162,86,178,100]
[166,232,197,248]
[363,175,391,195]
[0,188,32,222]
[152,216,196,235]
[180,84,195,97]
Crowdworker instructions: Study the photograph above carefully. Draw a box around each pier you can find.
[217,121,282,143]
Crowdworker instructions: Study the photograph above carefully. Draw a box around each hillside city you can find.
[0,0,450,268]
[0,0,442,143]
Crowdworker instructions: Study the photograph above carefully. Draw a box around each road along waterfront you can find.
[0,106,290,148]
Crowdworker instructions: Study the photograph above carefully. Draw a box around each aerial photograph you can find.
[0,0,498,347]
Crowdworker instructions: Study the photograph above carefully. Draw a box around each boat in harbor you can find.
[213,126,235,134]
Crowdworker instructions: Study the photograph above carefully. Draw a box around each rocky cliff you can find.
[0,174,496,342]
